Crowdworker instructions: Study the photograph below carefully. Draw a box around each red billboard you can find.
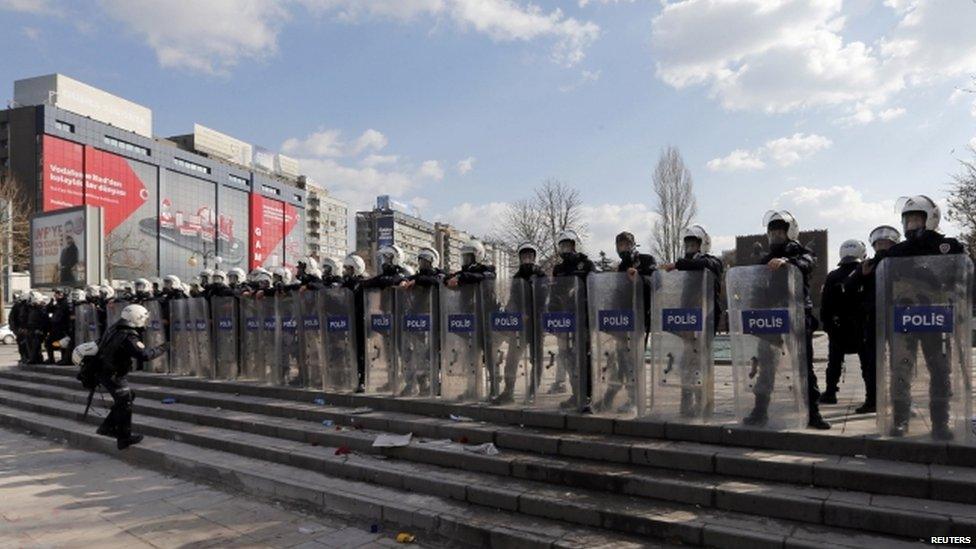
[42,134,158,279]
[249,194,298,270]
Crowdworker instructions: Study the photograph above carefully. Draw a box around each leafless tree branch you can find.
[650,146,697,263]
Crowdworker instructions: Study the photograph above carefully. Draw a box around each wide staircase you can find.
[1,363,973,548]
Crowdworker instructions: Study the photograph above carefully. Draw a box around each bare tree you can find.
[0,176,31,323]
[496,178,588,270]
[650,146,697,263]
[946,150,976,261]
[105,225,151,280]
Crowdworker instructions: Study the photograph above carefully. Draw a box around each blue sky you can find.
[2,0,975,264]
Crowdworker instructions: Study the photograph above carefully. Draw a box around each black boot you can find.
[117,434,143,450]
[743,394,769,426]
[819,390,837,405]
[854,400,875,414]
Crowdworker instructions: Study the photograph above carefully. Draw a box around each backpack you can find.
[73,341,100,390]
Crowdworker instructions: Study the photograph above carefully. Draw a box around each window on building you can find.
[261,184,280,195]
[104,135,150,156]
[294,194,302,202]
[229,174,249,186]
[174,157,211,175]
[55,120,75,133]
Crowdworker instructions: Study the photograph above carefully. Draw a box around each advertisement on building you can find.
[377,214,395,248]
[41,134,158,280]
[159,170,217,282]
[30,205,103,288]
[249,194,299,270]
[217,185,250,272]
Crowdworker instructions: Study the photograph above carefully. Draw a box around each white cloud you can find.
[418,160,444,180]
[878,107,906,121]
[440,201,511,239]
[360,154,399,167]
[0,0,55,14]
[282,128,389,158]
[350,129,388,155]
[100,0,288,74]
[21,26,40,40]
[970,137,976,151]
[579,203,659,255]
[301,0,600,67]
[578,0,634,6]
[708,133,831,172]
[706,149,765,172]
[650,0,976,114]
[559,69,601,92]
[456,156,476,175]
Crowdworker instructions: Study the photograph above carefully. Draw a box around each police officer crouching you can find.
[93,304,169,449]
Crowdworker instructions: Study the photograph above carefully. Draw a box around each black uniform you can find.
[820,261,867,400]
[25,302,50,364]
[10,299,28,363]
[675,251,724,330]
[673,251,723,417]
[45,296,72,364]
[343,274,367,390]
[752,240,824,425]
[96,321,167,448]
[409,267,446,288]
[493,264,546,403]
[447,263,496,285]
[880,229,966,436]
[362,264,408,290]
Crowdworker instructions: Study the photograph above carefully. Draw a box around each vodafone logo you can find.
[139,188,149,200]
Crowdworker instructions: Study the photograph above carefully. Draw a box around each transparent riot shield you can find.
[439,284,486,402]
[395,286,437,398]
[587,272,646,417]
[299,289,325,389]
[239,297,263,381]
[485,278,532,406]
[276,293,302,387]
[364,288,396,393]
[143,300,169,374]
[168,299,197,376]
[73,303,100,346]
[211,296,239,380]
[106,300,129,328]
[257,297,277,383]
[877,255,973,443]
[726,265,808,429]
[648,270,716,421]
[186,297,213,378]
[532,276,586,410]
[321,287,359,392]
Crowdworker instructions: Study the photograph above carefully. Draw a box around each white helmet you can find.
[120,304,150,328]
[763,210,800,241]
[163,275,182,289]
[199,269,214,285]
[377,245,403,267]
[869,225,902,246]
[681,224,712,254]
[250,268,273,287]
[272,266,292,284]
[321,257,340,276]
[898,195,940,232]
[84,285,99,298]
[211,270,227,285]
[517,241,538,255]
[134,278,151,295]
[838,239,866,263]
[227,268,246,284]
[401,265,416,277]
[418,247,440,268]
[72,341,99,366]
[99,285,115,300]
[29,290,46,305]
[343,254,366,277]
[299,256,319,271]
[306,266,323,279]
[181,282,192,294]
[556,229,581,248]
[460,239,486,264]
[12,290,26,302]
[70,288,86,303]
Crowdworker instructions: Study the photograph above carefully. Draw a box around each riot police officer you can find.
[819,239,868,405]
[25,291,50,364]
[296,257,320,286]
[94,304,168,449]
[445,239,496,287]
[206,270,237,298]
[10,291,28,364]
[341,254,368,392]
[319,258,344,287]
[193,269,214,297]
[226,268,247,292]
[745,211,830,430]
[876,195,966,440]
[402,247,445,288]
[551,230,594,410]
[363,245,409,289]
[661,225,724,417]
[493,242,546,404]
[130,278,155,305]
[844,225,901,414]
[45,288,72,365]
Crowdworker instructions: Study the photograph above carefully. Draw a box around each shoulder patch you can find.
[136,341,145,349]
[940,243,951,254]
[577,262,585,271]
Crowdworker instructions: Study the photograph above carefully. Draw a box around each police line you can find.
[71,255,973,441]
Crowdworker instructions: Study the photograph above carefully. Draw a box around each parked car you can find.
[0,324,14,345]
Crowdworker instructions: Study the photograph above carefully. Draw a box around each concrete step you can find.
[23,363,975,468]
[0,394,668,549]
[2,373,973,542]
[5,367,975,508]
[0,384,932,548]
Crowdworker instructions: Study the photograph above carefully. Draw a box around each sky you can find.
[2,0,975,265]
